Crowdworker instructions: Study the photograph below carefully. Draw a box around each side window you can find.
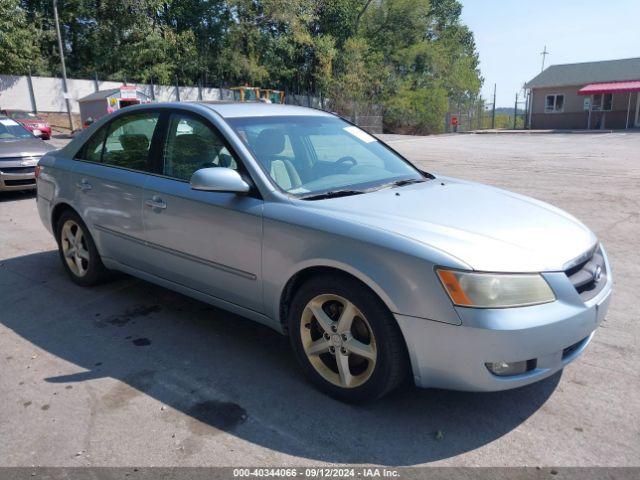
[76,127,107,162]
[545,95,554,111]
[545,94,564,113]
[163,114,238,181]
[592,93,612,112]
[102,113,159,171]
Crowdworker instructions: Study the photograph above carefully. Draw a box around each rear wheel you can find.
[288,274,408,402]
[56,210,109,286]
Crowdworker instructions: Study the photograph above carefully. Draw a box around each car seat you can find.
[252,128,301,191]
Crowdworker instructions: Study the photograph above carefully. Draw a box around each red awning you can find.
[578,81,640,95]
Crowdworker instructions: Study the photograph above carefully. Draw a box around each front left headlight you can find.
[436,268,556,308]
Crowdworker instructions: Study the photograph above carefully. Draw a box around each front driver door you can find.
[141,111,264,312]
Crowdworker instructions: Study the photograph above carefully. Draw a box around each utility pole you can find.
[52,0,74,131]
[523,89,529,129]
[149,77,156,101]
[491,83,496,129]
[513,93,518,129]
[27,67,38,114]
[540,45,550,72]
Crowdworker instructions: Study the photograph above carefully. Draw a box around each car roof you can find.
[196,102,334,119]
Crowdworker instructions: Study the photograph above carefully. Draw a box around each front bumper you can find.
[396,254,613,392]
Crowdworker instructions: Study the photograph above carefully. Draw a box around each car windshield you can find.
[227,115,425,198]
[0,118,35,140]
[8,111,37,119]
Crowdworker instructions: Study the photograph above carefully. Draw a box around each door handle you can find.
[145,197,167,210]
[75,179,92,191]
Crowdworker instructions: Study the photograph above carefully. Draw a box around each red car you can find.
[0,110,52,140]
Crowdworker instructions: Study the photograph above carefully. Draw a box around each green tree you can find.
[356,0,482,133]
[0,0,42,74]
[12,0,483,134]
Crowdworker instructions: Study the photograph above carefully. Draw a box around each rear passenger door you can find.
[141,111,264,312]
[72,111,160,269]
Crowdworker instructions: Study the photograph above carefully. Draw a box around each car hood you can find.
[304,177,596,272]
[16,118,41,124]
[0,138,55,158]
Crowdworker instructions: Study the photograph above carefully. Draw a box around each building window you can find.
[545,94,564,113]
[592,93,612,111]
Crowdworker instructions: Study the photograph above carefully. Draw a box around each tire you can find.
[55,210,109,287]
[288,274,408,402]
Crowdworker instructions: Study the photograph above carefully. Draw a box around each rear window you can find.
[76,127,107,163]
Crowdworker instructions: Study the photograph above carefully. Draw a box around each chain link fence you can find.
[284,92,383,133]
[444,92,529,133]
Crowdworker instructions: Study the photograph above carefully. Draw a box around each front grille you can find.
[5,179,35,186]
[0,166,35,174]
[565,247,607,301]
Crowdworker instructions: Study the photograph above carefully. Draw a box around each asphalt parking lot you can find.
[1,132,638,467]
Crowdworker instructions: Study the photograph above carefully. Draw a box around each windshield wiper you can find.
[395,178,427,186]
[300,189,367,201]
[376,178,426,190]
[301,178,427,200]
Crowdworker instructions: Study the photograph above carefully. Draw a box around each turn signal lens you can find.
[436,269,555,308]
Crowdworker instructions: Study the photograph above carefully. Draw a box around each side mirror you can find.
[190,167,251,193]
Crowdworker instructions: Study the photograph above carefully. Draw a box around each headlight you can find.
[436,269,555,308]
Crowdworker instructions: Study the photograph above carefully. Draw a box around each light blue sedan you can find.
[35,103,612,402]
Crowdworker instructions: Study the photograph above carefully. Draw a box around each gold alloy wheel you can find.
[60,219,90,277]
[300,294,377,388]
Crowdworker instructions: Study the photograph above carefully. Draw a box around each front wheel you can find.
[56,210,109,286]
[288,275,408,402]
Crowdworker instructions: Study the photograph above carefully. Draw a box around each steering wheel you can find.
[336,156,358,168]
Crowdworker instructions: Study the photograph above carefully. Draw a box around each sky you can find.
[460,0,640,107]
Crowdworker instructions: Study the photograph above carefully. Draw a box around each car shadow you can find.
[1,250,561,465]
[0,190,36,203]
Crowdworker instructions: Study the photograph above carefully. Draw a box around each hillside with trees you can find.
[1,0,483,133]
